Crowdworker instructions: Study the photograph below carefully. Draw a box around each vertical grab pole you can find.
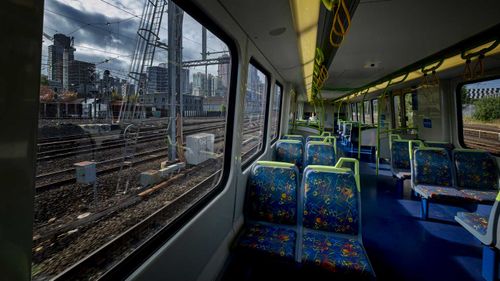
[359,89,369,159]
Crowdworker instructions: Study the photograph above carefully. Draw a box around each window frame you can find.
[456,75,500,156]
[270,81,284,144]
[241,58,272,170]
[55,1,240,279]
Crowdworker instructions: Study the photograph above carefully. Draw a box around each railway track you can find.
[48,145,260,280]
[37,121,227,161]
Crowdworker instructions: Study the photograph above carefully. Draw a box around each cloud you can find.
[42,0,230,82]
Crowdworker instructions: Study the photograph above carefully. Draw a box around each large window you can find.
[363,100,372,124]
[458,77,500,155]
[35,1,234,279]
[393,95,402,128]
[372,99,378,124]
[241,62,269,165]
[270,82,283,142]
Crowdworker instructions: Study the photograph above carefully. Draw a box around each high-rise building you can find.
[217,54,230,89]
[47,34,74,85]
[181,68,190,94]
[147,65,168,95]
[192,72,207,96]
[67,60,96,96]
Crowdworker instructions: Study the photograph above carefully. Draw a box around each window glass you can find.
[404,92,415,128]
[36,1,232,279]
[393,95,402,128]
[241,63,268,164]
[270,83,282,141]
[356,103,362,122]
[459,78,500,154]
[351,103,357,121]
[372,99,378,124]
[364,100,371,124]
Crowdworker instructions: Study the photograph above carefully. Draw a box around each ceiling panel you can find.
[218,0,303,85]
[325,0,500,93]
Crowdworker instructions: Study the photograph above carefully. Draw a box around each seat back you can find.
[246,161,299,225]
[306,135,325,143]
[304,141,336,167]
[412,147,453,187]
[301,164,360,236]
[275,140,304,170]
[392,139,411,171]
[282,134,304,144]
[453,149,499,190]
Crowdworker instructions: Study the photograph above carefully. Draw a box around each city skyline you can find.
[41,0,228,83]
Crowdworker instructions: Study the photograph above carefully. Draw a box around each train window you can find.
[393,95,402,128]
[241,62,269,166]
[270,82,283,142]
[372,99,378,124]
[34,1,234,279]
[363,100,372,124]
[351,103,357,121]
[357,102,362,122]
[404,92,415,128]
[458,77,500,155]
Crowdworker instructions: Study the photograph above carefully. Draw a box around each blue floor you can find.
[359,160,488,281]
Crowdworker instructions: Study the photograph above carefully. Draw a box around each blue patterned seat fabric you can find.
[247,164,299,225]
[305,143,336,167]
[303,168,359,235]
[238,223,297,259]
[306,136,325,143]
[302,231,373,276]
[282,135,304,143]
[456,212,488,236]
[275,140,304,170]
[413,149,453,187]
[454,151,499,191]
[459,189,497,203]
[392,140,410,171]
[414,185,464,200]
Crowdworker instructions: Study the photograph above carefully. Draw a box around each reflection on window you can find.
[364,100,371,124]
[35,1,232,279]
[404,92,415,128]
[372,99,378,124]
[241,64,268,164]
[394,95,401,128]
[351,103,357,121]
[270,83,282,141]
[459,78,500,154]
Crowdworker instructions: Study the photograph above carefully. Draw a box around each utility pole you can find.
[168,1,184,161]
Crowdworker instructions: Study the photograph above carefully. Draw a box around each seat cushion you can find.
[303,169,359,235]
[237,223,296,260]
[302,231,373,277]
[456,212,488,236]
[460,189,497,203]
[248,165,298,225]
[414,185,464,200]
[392,140,410,171]
[305,143,336,166]
[275,141,303,169]
[413,149,453,187]
[454,151,499,190]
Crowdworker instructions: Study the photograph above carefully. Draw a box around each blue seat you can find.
[455,198,500,281]
[237,161,299,260]
[275,140,304,170]
[306,135,325,143]
[304,141,336,167]
[300,162,374,278]
[453,149,499,203]
[391,139,411,179]
[411,148,454,219]
[282,134,304,144]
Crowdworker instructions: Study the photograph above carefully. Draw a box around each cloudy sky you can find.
[41,0,229,81]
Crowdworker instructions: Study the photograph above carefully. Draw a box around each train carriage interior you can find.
[2,0,500,280]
